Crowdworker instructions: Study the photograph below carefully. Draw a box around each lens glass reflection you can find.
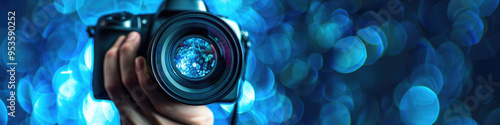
[174,37,216,78]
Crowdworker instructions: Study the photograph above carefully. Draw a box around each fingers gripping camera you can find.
[87,0,249,105]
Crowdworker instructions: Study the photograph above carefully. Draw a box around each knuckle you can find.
[122,77,134,88]
[138,74,156,91]
[156,104,175,114]
[104,81,119,93]
[105,48,118,59]
[138,76,148,87]
[119,43,134,54]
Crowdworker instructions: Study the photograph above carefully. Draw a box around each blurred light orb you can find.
[83,93,119,124]
[399,86,440,125]
[280,96,293,122]
[330,36,367,73]
[267,94,293,123]
[58,77,78,99]
[32,92,58,124]
[308,53,323,69]
[383,20,407,56]
[68,58,92,87]
[244,51,257,79]
[282,95,304,124]
[331,8,349,26]
[393,81,411,108]
[221,81,255,114]
[356,26,385,65]
[254,33,292,64]
[265,33,292,63]
[320,102,351,125]
[412,38,439,66]
[84,41,93,70]
[280,59,309,89]
[238,81,256,113]
[54,0,79,14]
[251,92,284,120]
[401,21,420,50]
[324,76,347,102]
[477,0,499,16]
[410,64,443,94]
[239,111,269,125]
[255,0,285,29]
[419,0,451,34]
[444,116,477,125]
[485,109,500,125]
[450,10,484,46]
[141,0,163,13]
[286,0,309,13]
[447,0,479,20]
[356,96,380,124]
[311,22,342,50]
[437,42,465,73]
[245,58,276,100]
[17,77,34,114]
[0,98,7,125]
[228,7,267,34]
[207,103,230,120]
[206,0,242,16]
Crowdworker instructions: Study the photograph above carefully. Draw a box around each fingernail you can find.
[127,32,138,42]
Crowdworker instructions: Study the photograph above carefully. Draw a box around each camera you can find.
[87,0,247,105]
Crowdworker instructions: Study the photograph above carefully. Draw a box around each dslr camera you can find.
[87,0,247,105]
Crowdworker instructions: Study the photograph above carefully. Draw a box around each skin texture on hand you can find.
[103,32,214,125]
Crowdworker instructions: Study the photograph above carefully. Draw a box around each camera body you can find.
[89,0,247,105]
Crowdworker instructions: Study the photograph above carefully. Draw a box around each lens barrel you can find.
[149,12,244,105]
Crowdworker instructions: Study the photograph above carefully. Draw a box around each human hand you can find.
[103,31,214,125]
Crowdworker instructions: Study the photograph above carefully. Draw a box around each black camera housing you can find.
[88,0,246,105]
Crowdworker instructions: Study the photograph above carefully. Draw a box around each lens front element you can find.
[174,37,216,79]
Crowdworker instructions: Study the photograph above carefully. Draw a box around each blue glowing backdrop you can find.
[1,0,500,124]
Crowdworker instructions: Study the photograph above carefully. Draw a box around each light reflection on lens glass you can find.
[174,37,216,78]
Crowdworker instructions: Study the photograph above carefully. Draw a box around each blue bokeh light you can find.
[410,64,444,94]
[356,25,385,65]
[383,20,407,56]
[450,10,484,46]
[54,0,79,14]
[443,116,477,125]
[320,102,351,125]
[221,81,255,113]
[485,108,500,125]
[307,53,323,69]
[330,36,367,73]
[0,97,7,125]
[399,86,440,125]
[82,93,119,124]
[280,59,308,89]
[323,76,347,102]
[477,0,499,16]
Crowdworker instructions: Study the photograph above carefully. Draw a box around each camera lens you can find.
[174,37,216,79]
[149,12,243,105]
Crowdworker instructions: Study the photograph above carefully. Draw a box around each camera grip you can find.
[92,14,152,100]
